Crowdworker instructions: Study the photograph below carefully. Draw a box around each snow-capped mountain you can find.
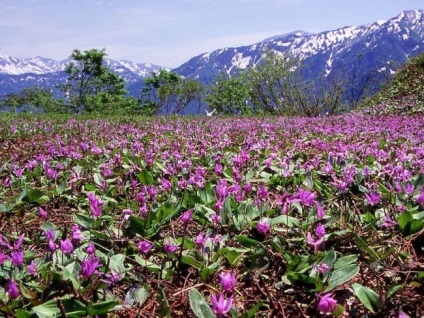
[0,9,423,105]
[0,56,161,97]
[174,9,423,85]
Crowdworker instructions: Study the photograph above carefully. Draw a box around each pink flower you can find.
[211,293,233,316]
[315,223,325,239]
[87,192,104,218]
[219,272,236,292]
[138,240,153,254]
[162,178,172,191]
[307,232,324,254]
[315,202,325,219]
[212,213,222,225]
[317,293,337,313]
[313,263,330,273]
[11,250,24,267]
[60,238,74,254]
[417,189,424,207]
[164,240,178,253]
[86,243,96,255]
[181,210,193,224]
[71,224,85,241]
[256,219,271,234]
[7,279,19,298]
[365,191,382,206]
[195,232,210,254]
[38,207,48,219]
[27,260,38,275]
[80,255,101,279]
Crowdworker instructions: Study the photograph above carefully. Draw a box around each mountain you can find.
[0,56,161,97]
[174,10,423,88]
[1,10,423,107]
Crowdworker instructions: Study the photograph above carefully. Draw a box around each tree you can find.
[241,51,343,116]
[204,74,252,115]
[59,49,127,113]
[0,87,64,113]
[140,69,204,115]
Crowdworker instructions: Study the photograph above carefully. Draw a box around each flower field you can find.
[0,111,423,317]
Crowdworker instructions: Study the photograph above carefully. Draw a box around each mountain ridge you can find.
[1,9,423,106]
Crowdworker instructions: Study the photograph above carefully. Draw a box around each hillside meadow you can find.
[0,109,423,317]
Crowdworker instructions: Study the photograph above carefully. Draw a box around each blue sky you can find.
[0,0,421,67]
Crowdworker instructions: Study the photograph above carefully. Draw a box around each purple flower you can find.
[138,240,153,254]
[71,224,85,241]
[80,255,101,279]
[257,186,268,200]
[86,243,96,255]
[13,234,24,250]
[162,178,172,191]
[7,279,19,298]
[315,223,325,239]
[365,191,382,206]
[48,240,58,251]
[87,192,104,218]
[60,238,74,254]
[45,229,56,241]
[313,263,331,273]
[38,207,48,219]
[11,250,24,267]
[104,269,122,285]
[307,232,325,254]
[45,167,58,180]
[256,219,271,234]
[380,214,397,228]
[317,293,337,313]
[139,204,148,216]
[219,272,236,292]
[27,260,38,275]
[181,210,193,224]
[212,213,222,225]
[211,293,233,316]
[0,252,9,265]
[315,202,325,219]
[417,189,424,207]
[195,232,210,254]
[164,240,178,253]
[399,311,410,318]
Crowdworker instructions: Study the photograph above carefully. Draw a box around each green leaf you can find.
[403,219,424,236]
[236,235,260,248]
[15,310,32,318]
[138,169,154,185]
[27,189,48,204]
[181,255,204,269]
[270,214,299,228]
[73,213,94,229]
[324,264,360,292]
[157,287,171,317]
[224,249,244,268]
[124,286,149,307]
[334,254,358,269]
[239,301,268,318]
[189,288,216,318]
[353,234,379,260]
[128,215,147,237]
[352,283,381,313]
[321,249,336,268]
[387,284,402,299]
[397,212,413,229]
[32,296,86,317]
[87,300,119,315]
[32,298,61,317]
